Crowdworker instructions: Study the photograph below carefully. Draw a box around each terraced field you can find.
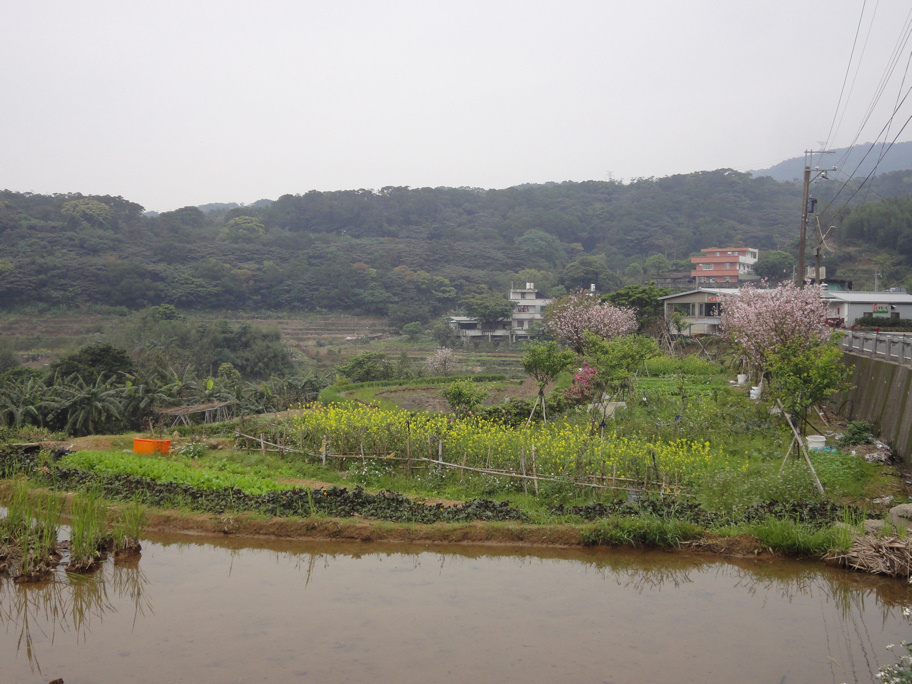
[1,310,528,376]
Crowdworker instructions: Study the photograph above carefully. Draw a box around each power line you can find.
[824,0,869,151]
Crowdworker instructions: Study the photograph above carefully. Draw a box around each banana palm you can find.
[48,373,124,436]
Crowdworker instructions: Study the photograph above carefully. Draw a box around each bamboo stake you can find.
[235,433,306,455]
[779,436,797,473]
[531,444,540,497]
[406,435,412,478]
[519,447,529,496]
[778,399,825,495]
[410,457,663,492]
[525,395,540,426]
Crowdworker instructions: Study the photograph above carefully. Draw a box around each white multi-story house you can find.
[448,283,552,342]
[509,283,550,337]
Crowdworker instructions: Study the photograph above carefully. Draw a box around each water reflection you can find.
[157,532,911,614]
[0,557,151,675]
[3,533,912,684]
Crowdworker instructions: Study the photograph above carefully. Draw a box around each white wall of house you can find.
[509,283,551,334]
[823,292,912,327]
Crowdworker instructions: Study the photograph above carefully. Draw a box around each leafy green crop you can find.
[60,451,288,495]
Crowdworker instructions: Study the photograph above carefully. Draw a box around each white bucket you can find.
[737,374,748,385]
[749,386,762,399]
[806,435,826,450]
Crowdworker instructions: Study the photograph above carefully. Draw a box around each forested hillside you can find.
[4,168,912,324]
[752,141,912,182]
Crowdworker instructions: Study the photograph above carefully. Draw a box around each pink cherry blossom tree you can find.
[719,282,831,380]
[425,347,456,376]
[544,290,637,354]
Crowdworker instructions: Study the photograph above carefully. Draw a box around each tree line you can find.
[3,169,912,322]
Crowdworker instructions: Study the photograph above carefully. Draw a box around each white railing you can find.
[840,330,912,366]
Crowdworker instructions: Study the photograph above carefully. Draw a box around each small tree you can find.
[545,290,637,354]
[521,341,576,424]
[425,347,456,376]
[461,293,514,326]
[584,333,660,399]
[767,338,852,431]
[603,282,672,333]
[719,282,830,381]
[401,322,425,341]
[441,380,487,417]
[335,351,394,383]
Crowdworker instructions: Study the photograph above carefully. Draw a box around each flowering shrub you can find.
[564,363,599,403]
[719,282,830,379]
[425,347,456,376]
[545,290,637,353]
[878,639,912,684]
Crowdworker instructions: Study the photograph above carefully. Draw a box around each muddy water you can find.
[2,534,911,684]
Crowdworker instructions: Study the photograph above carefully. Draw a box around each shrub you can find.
[839,420,874,446]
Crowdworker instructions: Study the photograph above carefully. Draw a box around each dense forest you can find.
[3,168,912,326]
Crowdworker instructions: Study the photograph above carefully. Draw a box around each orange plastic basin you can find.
[133,438,171,454]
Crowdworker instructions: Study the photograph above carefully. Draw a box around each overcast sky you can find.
[3,1,912,212]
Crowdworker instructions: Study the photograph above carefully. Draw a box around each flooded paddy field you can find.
[2,533,911,684]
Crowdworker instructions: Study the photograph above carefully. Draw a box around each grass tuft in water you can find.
[111,501,146,556]
[68,489,109,572]
[0,478,63,580]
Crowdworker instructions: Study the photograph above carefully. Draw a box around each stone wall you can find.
[831,354,912,466]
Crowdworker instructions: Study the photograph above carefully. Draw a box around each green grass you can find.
[745,517,855,556]
[808,449,883,499]
[580,516,703,548]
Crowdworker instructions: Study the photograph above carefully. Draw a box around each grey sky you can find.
[3,1,911,212]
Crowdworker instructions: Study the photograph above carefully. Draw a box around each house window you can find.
[702,263,713,270]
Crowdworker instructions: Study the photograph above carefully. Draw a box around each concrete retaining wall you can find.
[831,353,912,465]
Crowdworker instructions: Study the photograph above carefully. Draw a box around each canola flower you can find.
[290,404,735,485]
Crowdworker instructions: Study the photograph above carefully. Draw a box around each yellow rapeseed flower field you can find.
[291,404,733,485]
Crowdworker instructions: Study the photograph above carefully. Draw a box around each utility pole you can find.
[797,150,836,285]
[814,222,834,285]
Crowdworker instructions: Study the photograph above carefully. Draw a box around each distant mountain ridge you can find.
[751,141,912,182]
